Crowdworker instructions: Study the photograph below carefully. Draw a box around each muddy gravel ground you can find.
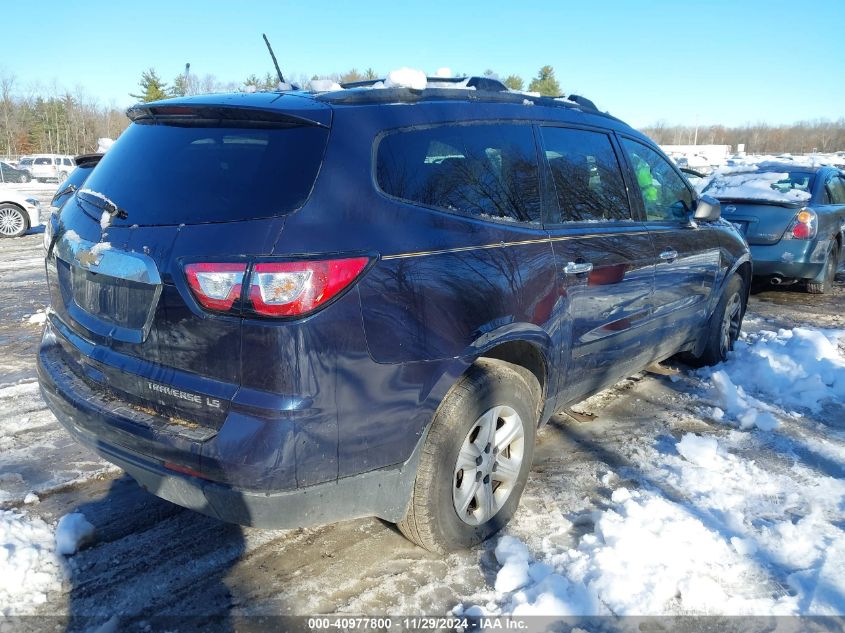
[1,193,843,630]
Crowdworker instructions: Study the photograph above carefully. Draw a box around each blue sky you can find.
[5,0,844,127]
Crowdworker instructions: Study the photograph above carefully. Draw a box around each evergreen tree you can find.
[528,65,561,96]
[130,68,169,102]
[503,75,524,91]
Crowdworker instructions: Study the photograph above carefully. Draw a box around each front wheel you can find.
[691,273,745,366]
[0,204,29,238]
[19,172,31,183]
[398,359,539,553]
[807,245,838,294]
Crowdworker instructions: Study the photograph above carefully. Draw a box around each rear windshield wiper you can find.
[52,183,77,204]
[77,189,129,220]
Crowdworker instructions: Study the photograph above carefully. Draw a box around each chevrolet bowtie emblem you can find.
[77,248,101,267]
[724,205,736,213]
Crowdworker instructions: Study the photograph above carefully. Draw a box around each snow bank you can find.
[464,427,845,616]
[0,510,65,615]
[700,168,811,203]
[699,327,845,429]
[55,512,95,555]
[383,67,427,90]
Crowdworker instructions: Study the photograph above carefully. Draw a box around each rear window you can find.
[34,158,52,165]
[376,123,541,224]
[701,168,814,204]
[80,122,329,225]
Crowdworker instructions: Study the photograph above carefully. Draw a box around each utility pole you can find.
[184,63,191,95]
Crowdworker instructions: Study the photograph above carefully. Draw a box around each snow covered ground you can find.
[0,230,843,628]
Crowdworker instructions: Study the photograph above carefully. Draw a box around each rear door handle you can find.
[563,261,593,275]
[659,249,678,262]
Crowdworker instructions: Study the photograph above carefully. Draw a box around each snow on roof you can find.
[700,166,811,203]
[383,67,427,90]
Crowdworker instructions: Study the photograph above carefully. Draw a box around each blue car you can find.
[38,80,750,552]
[701,162,845,293]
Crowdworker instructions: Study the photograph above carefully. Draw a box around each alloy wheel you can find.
[719,291,742,357]
[453,405,525,526]
[0,207,25,236]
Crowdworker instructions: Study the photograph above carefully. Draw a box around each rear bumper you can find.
[749,239,830,279]
[37,322,421,528]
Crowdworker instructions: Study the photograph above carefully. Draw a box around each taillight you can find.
[249,257,369,317]
[785,208,817,240]
[185,263,247,312]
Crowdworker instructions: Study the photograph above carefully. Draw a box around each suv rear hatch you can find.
[46,94,331,428]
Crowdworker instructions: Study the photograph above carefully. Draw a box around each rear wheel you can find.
[0,204,29,238]
[807,245,838,294]
[690,273,745,366]
[58,171,69,181]
[19,172,31,183]
[398,359,539,553]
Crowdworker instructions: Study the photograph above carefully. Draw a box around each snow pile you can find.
[96,138,113,153]
[700,167,811,203]
[25,310,46,325]
[55,512,95,555]
[383,67,427,90]
[0,510,65,615]
[308,79,342,92]
[463,429,845,616]
[699,327,845,428]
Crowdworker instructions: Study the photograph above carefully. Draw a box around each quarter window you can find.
[825,175,845,204]
[376,124,541,223]
[621,138,694,222]
[540,127,631,222]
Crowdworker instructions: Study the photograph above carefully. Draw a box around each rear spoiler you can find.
[715,197,804,208]
[126,104,330,129]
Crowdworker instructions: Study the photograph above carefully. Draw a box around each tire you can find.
[58,171,68,182]
[398,359,539,553]
[0,203,29,238]
[806,245,838,294]
[690,273,745,367]
[19,173,31,184]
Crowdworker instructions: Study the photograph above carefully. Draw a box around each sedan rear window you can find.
[701,168,814,204]
[79,122,329,225]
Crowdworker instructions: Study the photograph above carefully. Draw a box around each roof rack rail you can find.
[341,75,510,92]
[319,86,606,117]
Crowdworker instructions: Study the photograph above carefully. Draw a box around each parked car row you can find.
[10,154,76,183]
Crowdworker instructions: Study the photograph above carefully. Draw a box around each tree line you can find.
[3,63,843,158]
[641,120,845,155]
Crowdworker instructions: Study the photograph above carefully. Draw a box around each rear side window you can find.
[620,138,694,222]
[376,123,541,223]
[34,158,51,165]
[825,175,845,204]
[539,127,631,222]
[81,122,329,225]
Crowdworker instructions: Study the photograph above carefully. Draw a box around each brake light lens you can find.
[249,257,370,317]
[786,208,817,240]
[185,263,247,312]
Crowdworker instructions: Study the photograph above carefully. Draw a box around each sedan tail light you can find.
[184,257,370,318]
[785,208,817,240]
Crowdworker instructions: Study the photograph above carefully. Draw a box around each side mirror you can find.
[694,195,721,221]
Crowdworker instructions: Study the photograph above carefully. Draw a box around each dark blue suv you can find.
[38,81,750,552]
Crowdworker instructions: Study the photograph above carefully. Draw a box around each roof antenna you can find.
[262,33,286,86]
